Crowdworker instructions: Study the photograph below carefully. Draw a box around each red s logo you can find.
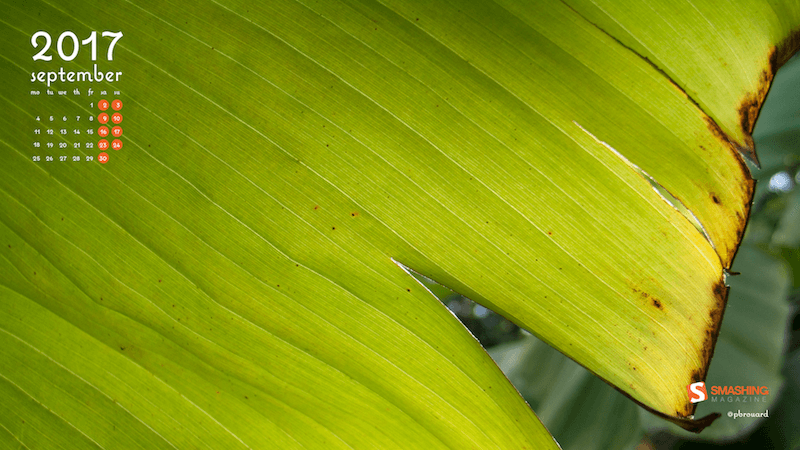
[688,381,708,403]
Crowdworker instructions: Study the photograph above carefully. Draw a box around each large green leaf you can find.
[1,0,799,447]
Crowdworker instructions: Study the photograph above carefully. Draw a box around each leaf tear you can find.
[572,121,716,251]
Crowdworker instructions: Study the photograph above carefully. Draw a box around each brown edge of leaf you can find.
[555,342,724,433]
[701,31,800,270]
[483,277,731,432]
[702,114,756,269]
[622,29,800,432]
[616,280,728,433]
[736,27,800,166]
[704,112,756,269]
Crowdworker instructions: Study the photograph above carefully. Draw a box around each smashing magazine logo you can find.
[687,381,707,403]
[687,381,769,404]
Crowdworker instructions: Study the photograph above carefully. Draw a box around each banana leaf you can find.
[1,0,799,447]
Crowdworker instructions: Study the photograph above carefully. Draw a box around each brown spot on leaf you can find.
[711,194,720,204]
[313,205,319,210]
[651,298,663,310]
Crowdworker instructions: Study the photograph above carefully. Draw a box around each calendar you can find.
[27,31,125,165]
